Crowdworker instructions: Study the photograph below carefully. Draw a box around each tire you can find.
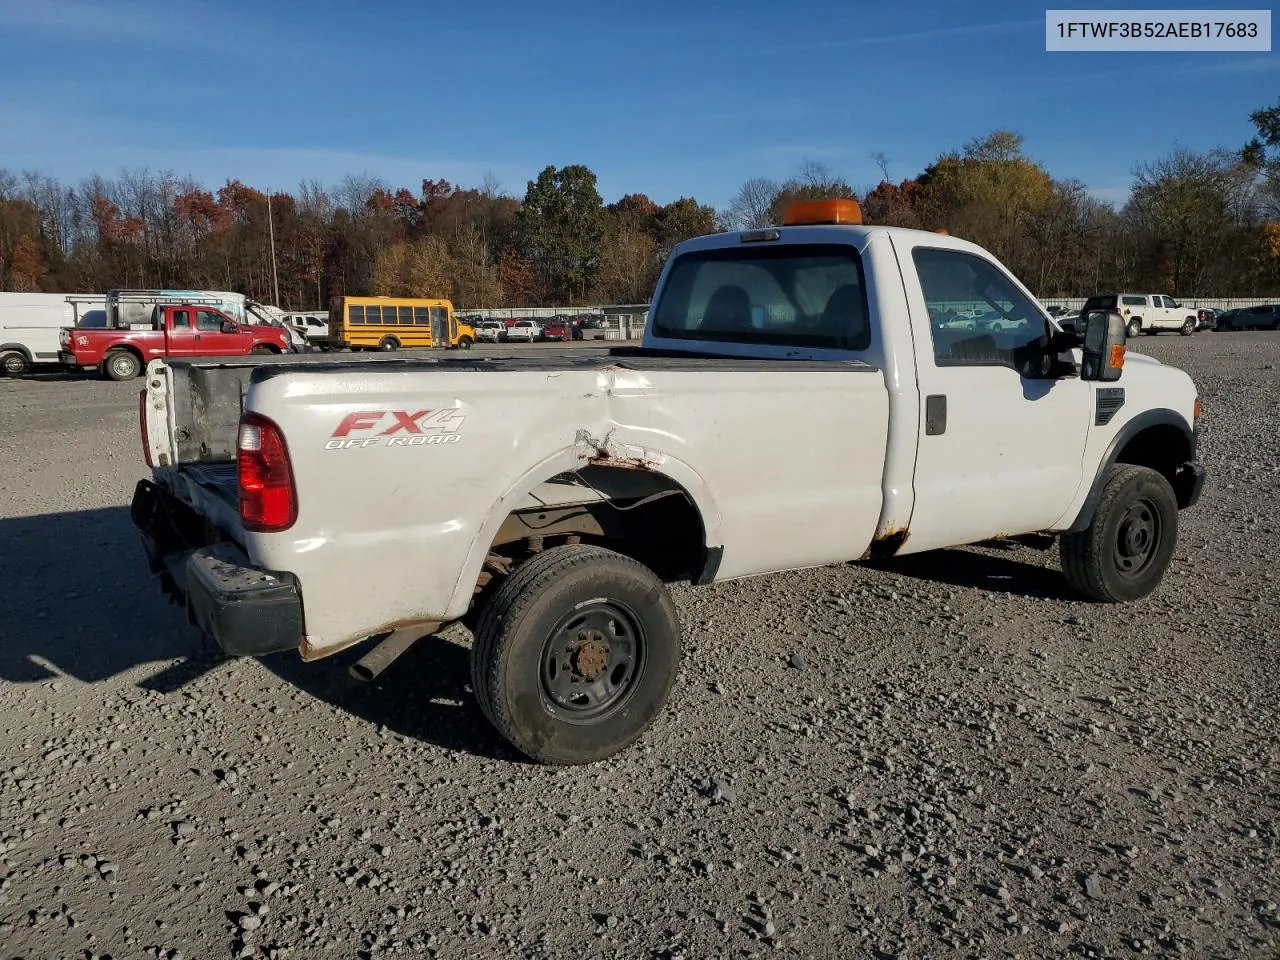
[378,336,399,351]
[1126,318,1141,338]
[103,349,141,381]
[471,544,682,765]
[1060,464,1179,603]
[1,349,30,378]
[457,336,473,350]
[250,345,277,355]
[1180,319,1194,336]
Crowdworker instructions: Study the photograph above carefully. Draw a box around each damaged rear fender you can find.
[444,438,724,617]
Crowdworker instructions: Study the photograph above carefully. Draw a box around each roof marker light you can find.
[782,198,863,226]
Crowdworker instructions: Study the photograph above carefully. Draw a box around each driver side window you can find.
[197,310,224,332]
[914,248,1049,375]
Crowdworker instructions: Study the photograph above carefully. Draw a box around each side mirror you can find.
[220,321,238,334]
[1080,310,1126,382]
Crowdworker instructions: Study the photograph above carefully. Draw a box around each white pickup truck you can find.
[131,198,1206,765]
[1082,293,1199,338]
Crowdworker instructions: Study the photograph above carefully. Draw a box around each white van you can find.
[1,292,106,377]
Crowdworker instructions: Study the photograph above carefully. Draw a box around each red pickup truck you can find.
[60,304,291,380]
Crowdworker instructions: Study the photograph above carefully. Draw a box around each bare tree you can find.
[726,177,780,230]
[870,151,892,182]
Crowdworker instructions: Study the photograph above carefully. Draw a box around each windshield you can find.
[650,244,870,350]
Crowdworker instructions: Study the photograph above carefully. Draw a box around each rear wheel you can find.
[1060,464,1178,602]
[378,336,399,351]
[1126,318,1141,338]
[1,349,30,378]
[471,544,682,765]
[1180,319,1194,336]
[103,349,141,381]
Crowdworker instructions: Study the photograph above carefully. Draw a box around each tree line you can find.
[2,101,1277,308]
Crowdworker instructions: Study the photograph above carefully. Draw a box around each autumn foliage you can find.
[2,103,1279,307]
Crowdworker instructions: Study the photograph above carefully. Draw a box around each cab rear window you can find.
[650,244,870,351]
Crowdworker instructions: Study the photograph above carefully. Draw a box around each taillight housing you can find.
[238,412,297,532]
[138,389,152,468]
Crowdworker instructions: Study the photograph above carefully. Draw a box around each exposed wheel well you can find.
[1114,424,1192,505]
[0,343,33,360]
[471,466,709,619]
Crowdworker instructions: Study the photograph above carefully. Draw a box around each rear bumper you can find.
[131,479,303,657]
[58,351,79,365]
[1175,459,1207,509]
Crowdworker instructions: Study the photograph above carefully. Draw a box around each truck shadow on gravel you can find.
[871,545,1079,601]
[259,637,524,763]
[0,506,520,759]
[0,507,197,685]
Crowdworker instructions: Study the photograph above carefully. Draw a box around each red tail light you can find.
[138,389,153,468]
[238,412,297,532]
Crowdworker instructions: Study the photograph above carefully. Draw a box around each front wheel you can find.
[250,345,278,355]
[103,350,141,381]
[1126,319,1141,338]
[471,544,682,765]
[457,336,473,350]
[1180,319,1194,336]
[1060,464,1178,602]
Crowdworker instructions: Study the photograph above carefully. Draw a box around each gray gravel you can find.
[1,334,1277,958]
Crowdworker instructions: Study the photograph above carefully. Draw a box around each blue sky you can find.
[0,0,1274,210]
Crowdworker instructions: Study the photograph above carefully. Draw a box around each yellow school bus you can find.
[324,297,474,351]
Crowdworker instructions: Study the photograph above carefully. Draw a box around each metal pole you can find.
[267,189,281,307]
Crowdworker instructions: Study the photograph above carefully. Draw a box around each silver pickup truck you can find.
[131,199,1206,764]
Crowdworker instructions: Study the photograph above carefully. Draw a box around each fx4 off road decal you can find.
[324,409,467,450]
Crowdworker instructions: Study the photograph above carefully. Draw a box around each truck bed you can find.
[152,349,876,465]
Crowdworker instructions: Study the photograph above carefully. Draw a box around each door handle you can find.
[925,394,947,435]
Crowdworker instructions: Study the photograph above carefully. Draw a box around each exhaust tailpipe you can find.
[349,625,437,683]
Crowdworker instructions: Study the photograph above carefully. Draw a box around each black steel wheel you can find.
[471,544,681,764]
[540,599,644,722]
[378,336,399,351]
[1061,464,1178,602]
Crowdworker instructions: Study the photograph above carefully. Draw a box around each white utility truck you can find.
[131,199,1206,765]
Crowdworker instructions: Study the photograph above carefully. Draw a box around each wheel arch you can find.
[444,446,724,619]
[104,343,146,365]
[1068,409,1196,533]
[0,342,34,361]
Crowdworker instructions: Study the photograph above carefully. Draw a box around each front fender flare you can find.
[1067,408,1195,534]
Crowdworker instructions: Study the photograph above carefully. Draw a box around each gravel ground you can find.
[1,335,1276,960]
